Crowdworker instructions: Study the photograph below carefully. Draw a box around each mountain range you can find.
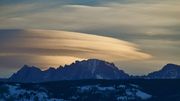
[8,59,180,83]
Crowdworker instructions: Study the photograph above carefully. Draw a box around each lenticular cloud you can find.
[0,29,152,62]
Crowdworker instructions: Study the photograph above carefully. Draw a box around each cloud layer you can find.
[0,29,151,70]
[0,0,179,77]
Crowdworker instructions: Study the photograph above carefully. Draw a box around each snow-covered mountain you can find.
[147,63,180,79]
[9,59,129,83]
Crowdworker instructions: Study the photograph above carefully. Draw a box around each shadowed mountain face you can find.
[12,65,43,82]
[9,59,129,83]
[147,64,180,79]
[9,59,180,83]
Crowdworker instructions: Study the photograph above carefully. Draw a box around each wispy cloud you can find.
[0,1,179,36]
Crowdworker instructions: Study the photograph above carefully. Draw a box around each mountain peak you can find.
[19,65,41,72]
[9,65,43,83]
[21,64,30,70]
[9,59,129,82]
[162,63,180,70]
[44,67,56,72]
[75,59,116,68]
[147,63,180,79]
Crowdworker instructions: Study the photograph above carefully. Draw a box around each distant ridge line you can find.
[7,59,180,83]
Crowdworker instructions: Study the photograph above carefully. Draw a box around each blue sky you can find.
[0,0,180,77]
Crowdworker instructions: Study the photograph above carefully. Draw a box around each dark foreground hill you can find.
[1,79,180,101]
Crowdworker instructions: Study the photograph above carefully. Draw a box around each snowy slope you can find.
[0,82,151,101]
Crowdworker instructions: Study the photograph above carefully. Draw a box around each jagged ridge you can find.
[9,59,180,83]
[9,59,129,83]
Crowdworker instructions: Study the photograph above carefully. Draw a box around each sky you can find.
[0,0,180,77]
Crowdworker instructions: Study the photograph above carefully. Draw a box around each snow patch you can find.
[136,90,152,100]
[78,85,115,92]
[96,75,103,79]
